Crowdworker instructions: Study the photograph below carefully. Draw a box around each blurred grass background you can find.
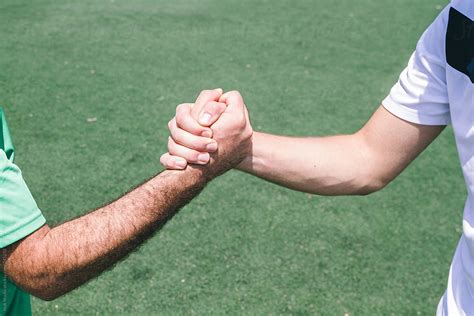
[0,0,462,314]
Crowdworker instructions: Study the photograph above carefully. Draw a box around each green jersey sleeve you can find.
[0,108,42,316]
[0,108,46,248]
[0,150,46,248]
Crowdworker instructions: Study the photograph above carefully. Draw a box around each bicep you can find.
[357,105,445,185]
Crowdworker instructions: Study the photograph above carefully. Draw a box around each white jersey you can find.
[382,1,474,315]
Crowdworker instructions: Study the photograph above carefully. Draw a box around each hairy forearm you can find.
[237,132,380,195]
[5,167,209,300]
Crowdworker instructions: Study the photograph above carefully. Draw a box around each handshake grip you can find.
[160,89,253,176]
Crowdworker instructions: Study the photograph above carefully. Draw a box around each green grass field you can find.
[0,0,464,314]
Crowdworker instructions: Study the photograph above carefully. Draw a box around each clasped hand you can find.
[160,89,253,177]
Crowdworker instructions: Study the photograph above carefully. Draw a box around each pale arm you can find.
[237,106,445,195]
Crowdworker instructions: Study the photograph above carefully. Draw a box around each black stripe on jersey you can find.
[446,7,474,83]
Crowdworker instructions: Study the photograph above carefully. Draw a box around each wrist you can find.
[185,164,216,183]
[236,131,258,172]
[158,165,213,191]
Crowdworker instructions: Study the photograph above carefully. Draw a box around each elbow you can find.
[31,283,65,301]
[28,273,70,301]
[5,226,67,301]
[9,272,66,301]
[33,290,61,302]
[306,175,389,196]
[355,181,386,196]
[355,174,390,196]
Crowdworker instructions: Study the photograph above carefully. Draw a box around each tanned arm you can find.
[1,88,253,301]
[2,166,210,301]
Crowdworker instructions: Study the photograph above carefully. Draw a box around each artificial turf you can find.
[0,0,463,314]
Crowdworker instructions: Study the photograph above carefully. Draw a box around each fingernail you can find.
[200,113,212,125]
[206,142,217,152]
[197,153,210,163]
[175,160,187,169]
[214,88,223,94]
[201,129,212,138]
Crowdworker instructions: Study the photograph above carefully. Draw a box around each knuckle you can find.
[160,154,169,165]
[168,147,179,156]
[228,90,240,97]
[176,103,186,113]
[198,139,210,150]
[176,103,191,117]
[218,102,227,111]
[167,118,174,129]
[175,113,186,127]
[170,130,182,143]
[191,151,202,161]
[200,90,212,97]
[167,137,176,149]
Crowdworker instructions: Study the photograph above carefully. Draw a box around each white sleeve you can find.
[382,6,451,126]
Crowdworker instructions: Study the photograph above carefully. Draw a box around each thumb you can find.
[198,102,227,127]
[191,88,223,121]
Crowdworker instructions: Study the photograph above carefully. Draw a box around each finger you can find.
[175,103,213,138]
[160,152,188,170]
[168,137,210,165]
[191,88,223,121]
[198,101,227,126]
[219,90,244,106]
[169,117,218,152]
[219,90,245,113]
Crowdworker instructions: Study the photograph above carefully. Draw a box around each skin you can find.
[161,101,445,196]
[0,89,252,301]
[4,167,208,301]
[161,90,253,175]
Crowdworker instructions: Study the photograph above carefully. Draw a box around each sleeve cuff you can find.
[382,96,451,126]
[0,212,46,248]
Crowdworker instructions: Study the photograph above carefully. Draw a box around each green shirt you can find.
[0,108,46,316]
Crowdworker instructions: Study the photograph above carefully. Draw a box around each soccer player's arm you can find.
[236,5,449,195]
[1,164,210,301]
[162,7,449,196]
[162,99,446,195]
[235,109,445,195]
[0,89,250,301]
[164,104,444,195]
